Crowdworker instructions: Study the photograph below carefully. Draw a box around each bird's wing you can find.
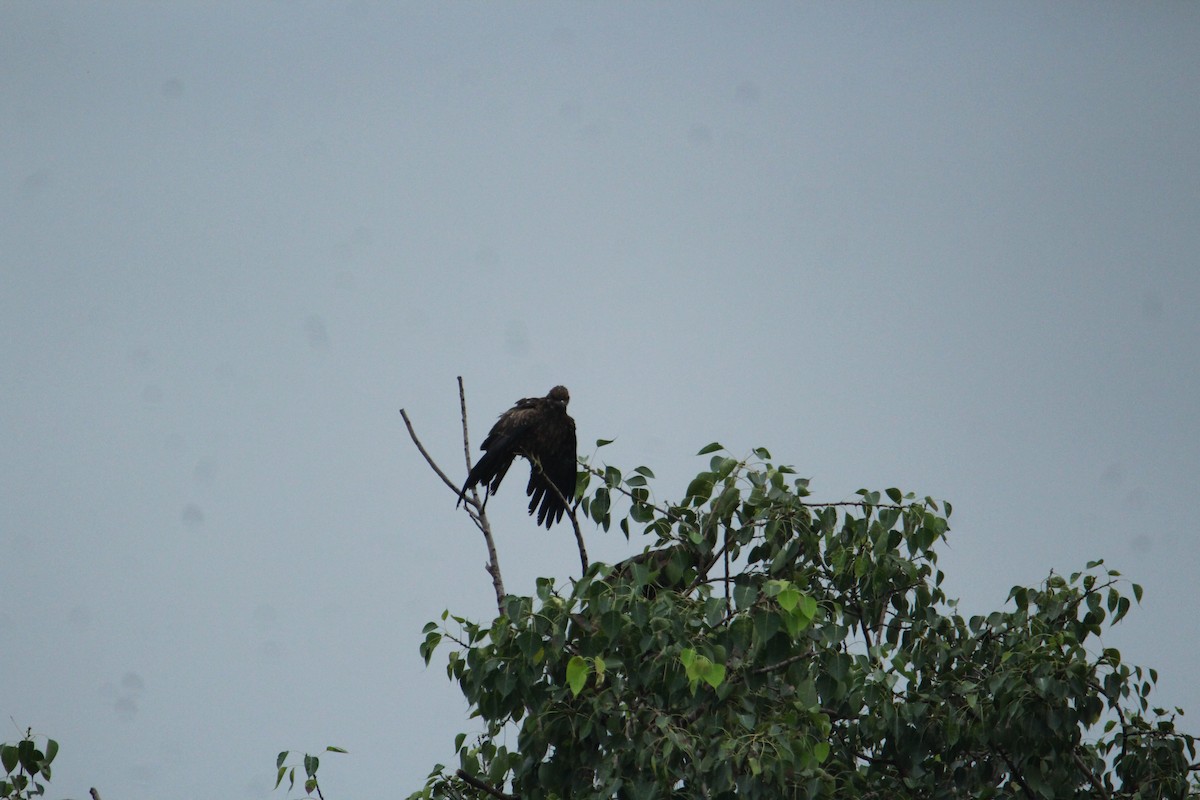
[524,412,577,528]
[457,406,536,504]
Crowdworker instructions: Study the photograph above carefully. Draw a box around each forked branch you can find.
[400,376,506,615]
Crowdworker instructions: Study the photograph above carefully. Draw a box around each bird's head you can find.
[547,385,570,408]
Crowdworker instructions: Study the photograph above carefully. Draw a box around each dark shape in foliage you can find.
[458,386,577,528]
[609,543,721,598]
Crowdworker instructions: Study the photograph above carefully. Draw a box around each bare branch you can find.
[539,463,588,575]
[456,378,506,612]
[458,376,481,508]
[400,408,465,497]
[474,501,505,615]
[400,381,505,615]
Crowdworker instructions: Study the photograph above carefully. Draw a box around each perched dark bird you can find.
[458,386,577,528]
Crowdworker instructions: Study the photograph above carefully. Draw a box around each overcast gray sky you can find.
[3,3,1198,798]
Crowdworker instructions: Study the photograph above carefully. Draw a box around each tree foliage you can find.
[410,443,1198,800]
[1,729,57,800]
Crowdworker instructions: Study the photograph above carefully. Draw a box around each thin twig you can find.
[454,379,506,612]
[400,408,464,496]
[90,790,102,800]
[455,768,518,800]
[457,378,506,612]
[458,377,480,507]
[750,651,811,676]
[540,467,588,575]
[400,383,505,614]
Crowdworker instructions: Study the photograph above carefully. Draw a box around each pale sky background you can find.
[2,3,1198,799]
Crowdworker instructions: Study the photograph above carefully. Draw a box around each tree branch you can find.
[400,407,465,497]
[457,377,506,613]
[1071,750,1111,800]
[995,745,1037,800]
[750,651,811,676]
[538,463,588,575]
[400,378,506,615]
[455,768,518,800]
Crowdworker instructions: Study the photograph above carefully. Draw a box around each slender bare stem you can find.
[540,470,588,575]
[456,379,506,612]
[400,380,506,615]
[400,408,464,496]
[458,377,479,506]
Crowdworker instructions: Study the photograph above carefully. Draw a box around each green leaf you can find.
[1115,596,1130,623]
[325,745,347,753]
[697,442,724,455]
[777,584,800,612]
[753,447,772,460]
[595,438,615,448]
[274,766,287,789]
[43,740,58,765]
[16,740,37,774]
[2,745,18,775]
[566,655,588,696]
[713,484,740,519]
[276,750,288,769]
[604,465,622,487]
[420,630,443,664]
[702,661,726,689]
[798,594,817,622]
[711,455,738,476]
[304,754,319,778]
[733,581,757,610]
[886,487,902,504]
[590,487,611,524]
[684,475,715,503]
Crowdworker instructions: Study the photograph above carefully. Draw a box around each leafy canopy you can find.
[1,730,58,800]
[410,443,1197,800]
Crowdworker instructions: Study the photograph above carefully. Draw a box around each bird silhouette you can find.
[458,386,577,528]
